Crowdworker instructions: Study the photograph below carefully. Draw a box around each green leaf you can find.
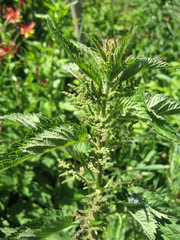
[22,124,87,154]
[119,58,171,82]
[128,205,166,240]
[0,113,63,130]
[148,112,179,141]
[112,26,137,77]
[0,113,41,129]
[62,63,84,81]
[145,93,180,117]
[86,33,107,61]
[129,207,157,240]
[63,142,92,162]
[47,17,102,86]
[76,42,101,63]
[7,209,73,240]
[117,89,150,120]
[0,123,87,172]
[134,164,170,171]
[47,17,81,59]
[159,221,180,240]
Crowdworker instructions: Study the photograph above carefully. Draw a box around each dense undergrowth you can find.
[0,0,180,239]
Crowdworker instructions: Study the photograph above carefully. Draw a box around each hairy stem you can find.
[96,79,110,189]
[96,162,103,188]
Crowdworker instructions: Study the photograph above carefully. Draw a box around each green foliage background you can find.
[0,0,180,239]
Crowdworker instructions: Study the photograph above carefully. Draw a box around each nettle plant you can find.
[0,18,180,239]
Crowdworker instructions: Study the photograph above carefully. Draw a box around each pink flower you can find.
[0,45,12,56]
[4,7,21,23]
[0,42,17,57]
[19,0,28,7]
[145,34,149,38]
[166,17,170,22]
[158,57,162,61]
[20,22,35,38]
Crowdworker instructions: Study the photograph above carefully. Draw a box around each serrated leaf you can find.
[47,17,102,86]
[14,228,38,239]
[148,112,179,141]
[0,113,63,130]
[112,26,137,78]
[148,206,168,220]
[76,42,102,63]
[63,142,92,162]
[0,124,87,172]
[47,17,81,59]
[62,63,83,80]
[7,209,73,240]
[117,89,150,120]
[86,33,106,61]
[159,221,180,240]
[145,93,180,117]
[22,124,86,153]
[119,58,171,82]
[129,207,158,240]
[0,113,41,129]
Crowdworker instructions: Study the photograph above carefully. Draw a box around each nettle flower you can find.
[102,37,120,55]
[20,22,35,38]
[4,7,21,23]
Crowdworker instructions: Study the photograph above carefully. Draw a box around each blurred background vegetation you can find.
[0,0,180,239]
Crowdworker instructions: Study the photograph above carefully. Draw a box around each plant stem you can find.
[96,79,109,189]
[96,162,103,188]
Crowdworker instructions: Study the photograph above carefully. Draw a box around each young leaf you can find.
[119,58,171,82]
[145,93,180,117]
[86,33,107,61]
[47,17,102,86]
[112,26,137,77]
[76,42,101,64]
[47,17,82,58]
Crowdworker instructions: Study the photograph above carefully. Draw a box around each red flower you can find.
[20,22,35,38]
[19,0,28,7]
[4,7,21,23]
[145,34,149,38]
[0,45,12,56]
[0,42,17,58]
[166,17,170,22]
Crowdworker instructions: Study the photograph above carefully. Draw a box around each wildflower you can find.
[0,45,12,57]
[19,0,28,7]
[0,42,17,58]
[165,17,170,22]
[20,22,35,38]
[145,34,149,38]
[158,57,162,61]
[4,7,21,23]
